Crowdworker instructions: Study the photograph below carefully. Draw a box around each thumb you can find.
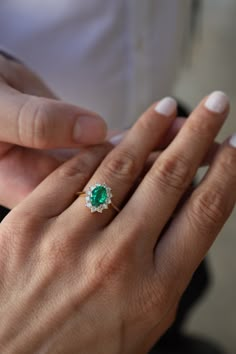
[0,81,107,148]
[0,53,107,148]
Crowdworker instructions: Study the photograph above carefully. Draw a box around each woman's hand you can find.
[0,53,107,208]
[0,92,235,354]
[0,52,219,210]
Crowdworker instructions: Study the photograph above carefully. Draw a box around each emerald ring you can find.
[76,183,120,213]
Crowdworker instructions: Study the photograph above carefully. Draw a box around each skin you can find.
[0,55,220,210]
[0,54,107,208]
[0,95,235,353]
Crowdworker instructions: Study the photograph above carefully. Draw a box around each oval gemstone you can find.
[91,186,108,207]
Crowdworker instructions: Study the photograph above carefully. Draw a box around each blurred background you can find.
[174,0,236,353]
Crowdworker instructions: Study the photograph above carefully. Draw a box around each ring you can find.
[76,183,120,213]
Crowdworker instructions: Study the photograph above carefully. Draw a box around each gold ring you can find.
[76,183,120,213]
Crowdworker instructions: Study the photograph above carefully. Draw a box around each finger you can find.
[158,117,186,149]
[109,117,186,147]
[153,136,236,297]
[110,117,220,161]
[201,141,220,165]
[114,91,230,247]
[9,143,112,220]
[158,118,221,153]
[0,81,107,148]
[62,97,178,229]
[144,141,220,172]
[0,146,61,209]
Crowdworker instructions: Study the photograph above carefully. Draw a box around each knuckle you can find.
[31,99,51,148]
[103,150,139,182]
[58,144,112,181]
[17,97,50,148]
[151,154,191,192]
[59,156,91,181]
[191,189,227,228]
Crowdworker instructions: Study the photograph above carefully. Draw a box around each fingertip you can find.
[204,91,230,114]
[73,114,107,144]
[154,97,177,117]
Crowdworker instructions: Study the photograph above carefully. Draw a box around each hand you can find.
[0,53,107,208]
[0,93,235,353]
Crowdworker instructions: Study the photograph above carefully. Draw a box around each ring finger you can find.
[61,97,177,229]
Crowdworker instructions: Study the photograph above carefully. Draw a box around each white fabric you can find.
[0,0,192,129]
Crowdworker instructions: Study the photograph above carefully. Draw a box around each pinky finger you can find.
[153,134,236,296]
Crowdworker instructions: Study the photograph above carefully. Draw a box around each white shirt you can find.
[0,0,192,129]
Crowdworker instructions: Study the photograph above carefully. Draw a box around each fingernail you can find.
[109,132,125,146]
[204,91,229,114]
[73,116,106,143]
[155,97,177,117]
[229,133,236,148]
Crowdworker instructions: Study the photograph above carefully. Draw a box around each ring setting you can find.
[85,183,112,213]
[77,183,119,213]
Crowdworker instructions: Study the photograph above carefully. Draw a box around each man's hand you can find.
[0,53,107,208]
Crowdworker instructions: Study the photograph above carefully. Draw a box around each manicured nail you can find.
[109,132,125,146]
[204,91,229,114]
[73,116,106,143]
[155,97,177,117]
[229,133,236,148]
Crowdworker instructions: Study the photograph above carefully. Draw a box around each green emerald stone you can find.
[90,186,108,207]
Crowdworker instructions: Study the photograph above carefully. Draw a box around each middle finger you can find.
[62,97,177,229]
[112,91,230,248]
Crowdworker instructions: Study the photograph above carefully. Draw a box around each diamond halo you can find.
[85,183,113,213]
